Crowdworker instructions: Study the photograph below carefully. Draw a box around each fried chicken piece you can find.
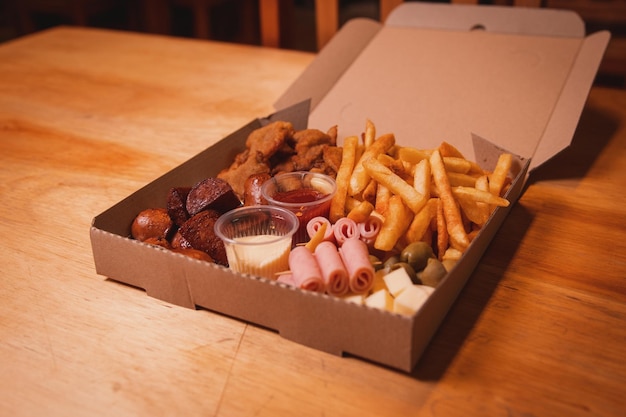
[246,121,294,157]
[281,128,336,173]
[220,154,271,198]
[218,121,295,197]
[292,128,336,151]
[322,145,342,176]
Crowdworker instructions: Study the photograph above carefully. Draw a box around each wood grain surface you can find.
[1,27,625,417]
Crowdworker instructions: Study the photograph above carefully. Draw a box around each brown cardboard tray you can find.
[90,3,609,371]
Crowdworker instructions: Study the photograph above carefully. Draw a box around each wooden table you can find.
[1,27,625,417]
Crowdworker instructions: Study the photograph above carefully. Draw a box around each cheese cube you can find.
[364,288,394,312]
[383,267,413,297]
[393,285,435,316]
[341,293,365,305]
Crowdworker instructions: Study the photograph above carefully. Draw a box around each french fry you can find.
[455,191,489,226]
[447,172,477,188]
[362,178,378,205]
[489,153,513,197]
[436,198,449,260]
[349,133,395,196]
[345,196,362,212]
[397,146,431,164]
[305,222,327,252]
[374,195,413,252]
[375,183,391,216]
[347,200,375,223]
[363,156,428,214]
[452,186,510,207]
[330,135,359,222]
[413,158,431,197]
[474,175,491,224]
[363,119,376,148]
[438,141,465,158]
[443,157,472,174]
[405,198,437,243]
[430,150,470,251]
[377,153,408,178]
[468,160,486,175]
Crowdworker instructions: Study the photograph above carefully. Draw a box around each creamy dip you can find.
[225,234,291,279]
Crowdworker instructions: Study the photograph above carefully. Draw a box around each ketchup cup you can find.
[214,206,298,280]
[261,171,337,245]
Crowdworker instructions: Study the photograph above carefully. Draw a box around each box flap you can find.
[275,3,609,171]
[385,2,585,37]
[534,30,610,168]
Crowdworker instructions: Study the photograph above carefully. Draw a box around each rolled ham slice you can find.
[314,241,349,296]
[306,216,335,243]
[276,273,296,287]
[358,216,383,246]
[339,238,375,294]
[333,217,360,246]
[288,246,325,293]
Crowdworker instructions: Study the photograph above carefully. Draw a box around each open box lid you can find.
[275,2,610,171]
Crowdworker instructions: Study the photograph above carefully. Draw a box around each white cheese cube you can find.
[364,288,394,312]
[383,267,413,297]
[393,285,435,316]
[341,293,365,305]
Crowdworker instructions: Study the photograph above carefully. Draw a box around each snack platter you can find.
[92,100,527,371]
[90,3,608,371]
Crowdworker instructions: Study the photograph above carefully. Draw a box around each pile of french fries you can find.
[329,120,512,263]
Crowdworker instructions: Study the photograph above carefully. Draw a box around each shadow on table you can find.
[408,99,619,380]
[409,202,534,381]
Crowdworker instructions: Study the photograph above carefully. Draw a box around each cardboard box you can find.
[90,3,609,372]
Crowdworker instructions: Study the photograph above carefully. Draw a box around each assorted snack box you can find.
[90,3,609,371]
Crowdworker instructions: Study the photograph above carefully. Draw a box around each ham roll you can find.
[339,238,375,294]
[358,216,383,246]
[314,241,349,296]
[333,217,360,246]
[307,216,335,243]
[288,246,325,293]
[276,273,296,287]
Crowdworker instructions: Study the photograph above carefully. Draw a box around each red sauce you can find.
[272,188,326,204]
[271,188,331,244]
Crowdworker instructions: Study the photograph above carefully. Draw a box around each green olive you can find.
[400,241,434,272]
[383,255,401,269]
[417,258,447,288]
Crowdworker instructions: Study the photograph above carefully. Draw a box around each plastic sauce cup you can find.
[214,206,298,280]
[261,171,337,245]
